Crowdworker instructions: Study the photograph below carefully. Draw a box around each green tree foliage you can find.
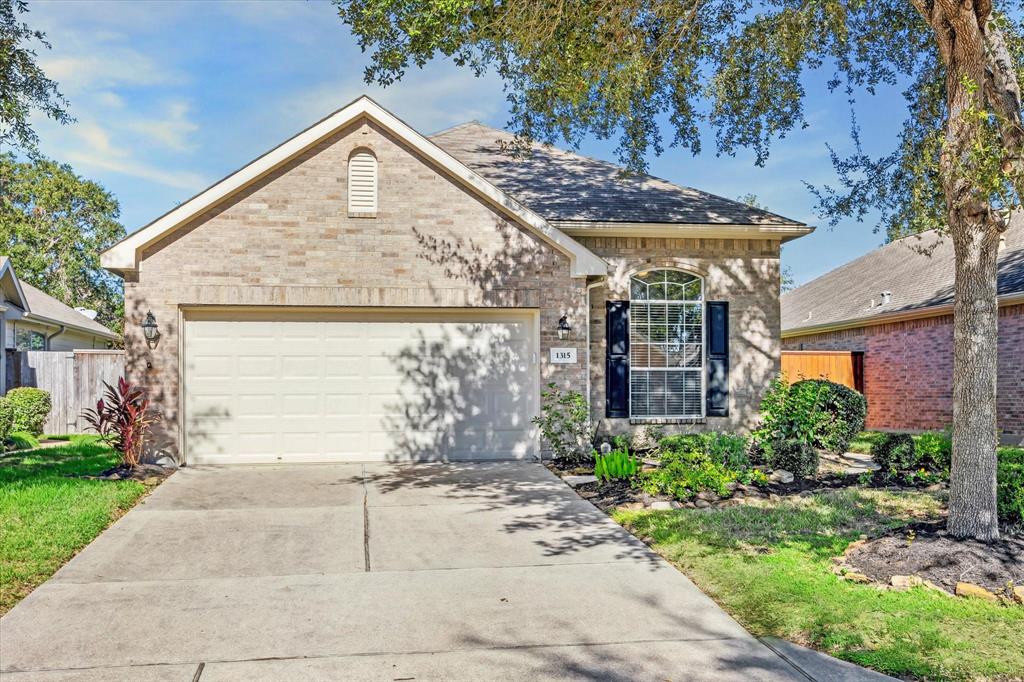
[337,0,1023,540]
[0,153,126,333]
[0,0,71,155]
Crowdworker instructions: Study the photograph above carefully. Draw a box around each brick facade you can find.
[783,303,1024,443]
[126,117,589,460]
[125,115,785,460]
[579,236,781,435]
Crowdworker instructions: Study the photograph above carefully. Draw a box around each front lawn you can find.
[615,489,1024,681]
[0,436,148,615]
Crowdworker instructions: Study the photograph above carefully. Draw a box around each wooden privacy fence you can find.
[5,350,126,435]
[781,350,864,393]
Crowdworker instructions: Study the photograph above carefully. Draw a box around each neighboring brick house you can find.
[782,219,1024,445]
[101,96,811,464]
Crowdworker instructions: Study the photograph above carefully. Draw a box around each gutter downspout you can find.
[44,325,65,351]
[586,278,606,420]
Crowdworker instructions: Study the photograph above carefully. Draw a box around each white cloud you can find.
[126,100,199,152]
[66,148,205,190]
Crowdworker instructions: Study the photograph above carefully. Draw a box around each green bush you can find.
[752,376,866,458]
[789,379,867,454]
[767,438,819,479]
[532,383,594,465]
[0,397,14,443]
[998,447,1024,525]
[659,432,749,469]
[594,448,640,482]
[915,431,952,472]
[6,387,51,436]
[871,432,918,477]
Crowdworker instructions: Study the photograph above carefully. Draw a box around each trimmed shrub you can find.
[767,438,819,479]
[915,432,952,472]
[6,387,51,436]
[871,433,918,477]
[0,397,14,443]
[789,379,867,454]
[997,448,1024,525]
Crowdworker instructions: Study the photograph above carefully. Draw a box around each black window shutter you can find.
[605,300,630,418]
[705,301,729,417]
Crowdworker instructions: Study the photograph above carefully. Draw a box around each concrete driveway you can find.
[0,463,807,681]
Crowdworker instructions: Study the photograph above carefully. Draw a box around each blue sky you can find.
[28,0,913,286]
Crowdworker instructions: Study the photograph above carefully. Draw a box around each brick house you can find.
[101,96,811,464]
[782,218,1024,445]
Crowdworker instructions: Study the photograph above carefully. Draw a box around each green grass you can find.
[614,489,1024,681]
[0,436,147,615]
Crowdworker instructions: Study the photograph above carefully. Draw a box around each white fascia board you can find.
[102,96,606,278]
[554,221,815,243]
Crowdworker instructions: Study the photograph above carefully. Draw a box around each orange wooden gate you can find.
[780,350,863,391]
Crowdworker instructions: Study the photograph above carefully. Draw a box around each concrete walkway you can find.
[1,463,812,681]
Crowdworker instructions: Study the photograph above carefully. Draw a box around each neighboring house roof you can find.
[0,257,28,310]
[101,96,607,278]
[782,215,1024,336]
[431,121,805,228]
[0,257,119,341]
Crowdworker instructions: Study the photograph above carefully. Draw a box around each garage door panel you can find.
[184,311,538,464]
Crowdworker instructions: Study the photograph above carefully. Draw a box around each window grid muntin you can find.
[628,270,705,419]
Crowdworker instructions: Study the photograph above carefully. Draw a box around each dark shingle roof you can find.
[430,122,804,226]
[781,216,1024,333]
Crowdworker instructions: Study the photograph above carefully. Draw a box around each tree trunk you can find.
[947,220,1001,540]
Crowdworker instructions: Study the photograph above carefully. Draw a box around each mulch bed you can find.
[79,462,176,484]
[844,520,1024,596]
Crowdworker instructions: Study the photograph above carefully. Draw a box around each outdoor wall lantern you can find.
[141,311,160,349]
[557,314,572,340]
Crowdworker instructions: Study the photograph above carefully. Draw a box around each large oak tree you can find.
[336,0,1023,540]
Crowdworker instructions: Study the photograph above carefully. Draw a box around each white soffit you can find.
[101,96,606,278]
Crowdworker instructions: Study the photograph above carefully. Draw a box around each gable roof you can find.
[100,96,606,278]
[0,257,119,340]
[782,215,1024,336]
[431,122,811,240]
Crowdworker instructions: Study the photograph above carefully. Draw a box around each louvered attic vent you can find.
[348,150,377,217]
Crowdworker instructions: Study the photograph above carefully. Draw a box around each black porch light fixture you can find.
[557,314,572,340]
[141,311,160,348]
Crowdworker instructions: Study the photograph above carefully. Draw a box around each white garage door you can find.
[182,309,539,464]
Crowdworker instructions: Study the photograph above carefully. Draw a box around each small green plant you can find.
[871,433,918,479]
[640,433,765,501]
[532,383,595,465]
[997,447,1024,525]
[594,448,640,482]
[915,431,952,472]
[5,387,51,436]
[0,397,14,444]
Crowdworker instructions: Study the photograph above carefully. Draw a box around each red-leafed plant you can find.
[81,378,161,468]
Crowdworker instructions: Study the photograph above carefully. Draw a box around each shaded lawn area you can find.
[614,489,1024,681]
[0,437,147,615]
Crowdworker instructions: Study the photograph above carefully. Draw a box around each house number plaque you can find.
[550,348,578,364]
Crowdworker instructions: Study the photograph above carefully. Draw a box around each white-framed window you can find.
[348,149,378,216]
[629,269,705,418]
[15,327,46,351]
